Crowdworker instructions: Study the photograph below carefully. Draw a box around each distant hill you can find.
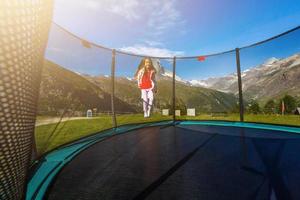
[38,53,300,116]
[85,72,238,114]
[38,60,238,116]
[37,60,135,115]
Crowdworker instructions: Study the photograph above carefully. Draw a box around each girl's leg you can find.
[147,90,154,117]
[143,101,147,117]
[141,89,148,117]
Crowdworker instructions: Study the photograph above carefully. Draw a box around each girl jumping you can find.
[134,58,157,118]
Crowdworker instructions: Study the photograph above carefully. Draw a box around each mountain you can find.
[190,73,238,93]
[85,73,238,114]
[188,80,209,88]
[151,58,188,83]
[190,53,300,103]
[241,54,300,102]
[38,59,238,116]
[38,53,300,116]
[37,60,136,115]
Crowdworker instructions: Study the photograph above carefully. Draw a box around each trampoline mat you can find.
[45,125,300,200]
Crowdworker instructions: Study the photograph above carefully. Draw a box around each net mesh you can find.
[0,1,53,199]
[240,28,300,126]
[35,23,113,155]
[175,52,239,121]
[34,23,300,157]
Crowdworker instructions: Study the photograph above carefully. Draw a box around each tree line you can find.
[246,95,299,114]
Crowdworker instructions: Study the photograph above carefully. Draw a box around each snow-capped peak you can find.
[263,57,279,66]
[188,80,208,87]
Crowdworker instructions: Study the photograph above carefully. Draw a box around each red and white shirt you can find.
[137,69,155,90]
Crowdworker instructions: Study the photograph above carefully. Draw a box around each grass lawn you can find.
[244,114,300,126]
[177,114,300,126]
[35,113,300,155]
[176,114,241,121]
[35,114,172,155]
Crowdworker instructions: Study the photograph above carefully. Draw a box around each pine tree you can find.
[247,100,260,114]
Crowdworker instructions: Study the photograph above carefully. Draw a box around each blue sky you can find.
[46,0,300,79]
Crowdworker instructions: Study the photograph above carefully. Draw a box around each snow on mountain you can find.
[263,57,279,66]
[151,58,187,83]
[103,53,300,100]
[188,80,208,87]
[182,53,300,98]
[290,59,300,68]
[161,70,172,78]
[201,53,300,100]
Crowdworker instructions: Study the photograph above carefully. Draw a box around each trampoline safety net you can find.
[0,1,53,200]
[34,22,300,157]
[35,23,114,155]
[175,52,239,121]
[240,28,300,124]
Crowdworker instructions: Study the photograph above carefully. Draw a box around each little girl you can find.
[134,58,157,118]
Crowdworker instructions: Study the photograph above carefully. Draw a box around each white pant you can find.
[141,89,153,112]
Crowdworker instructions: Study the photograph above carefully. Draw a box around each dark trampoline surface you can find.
[46,125,300,200]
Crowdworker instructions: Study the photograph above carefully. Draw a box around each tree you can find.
[248,100,260,114]
[175,98,187,115]
[280,95,297,114]
[264,99,276,114]
[230,102,240,113]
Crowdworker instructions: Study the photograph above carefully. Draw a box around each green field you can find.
[177,114,300,126]
[35,114,172,154]
[35,114,300,155]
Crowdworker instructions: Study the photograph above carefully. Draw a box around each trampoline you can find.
[22,21,300,200]
[2,2,300,200]
[27,121,300,200]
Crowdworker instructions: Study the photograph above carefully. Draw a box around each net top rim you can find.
[53,22,300,59]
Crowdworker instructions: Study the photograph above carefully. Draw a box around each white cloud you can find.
[81,0,140,20]
[144,40,164,47]
[147,0,185,37]
[119,45,184,57]
[80,0,185,37]
[55,0,186,56]
[107,0,140,20]
[85,1,100,10]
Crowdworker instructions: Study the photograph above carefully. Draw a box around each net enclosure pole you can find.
[111,49,117,129]
[235,48,244,122]
[172,56,176,123]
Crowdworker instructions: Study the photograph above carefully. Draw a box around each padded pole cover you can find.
[0,1,53,199]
